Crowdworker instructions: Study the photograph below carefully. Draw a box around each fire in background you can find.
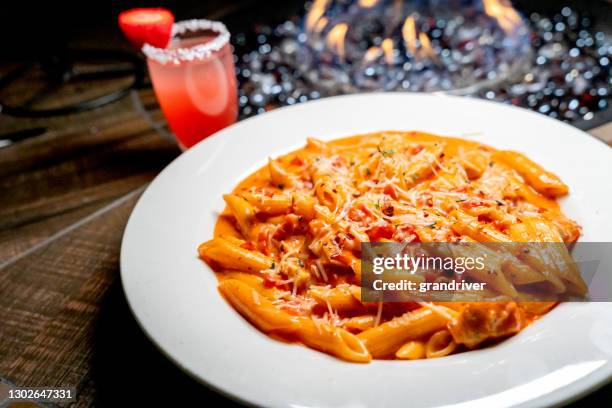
[301,0,530,93]
[233,0,611,124]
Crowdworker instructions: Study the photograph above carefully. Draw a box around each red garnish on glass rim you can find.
[118,8,174,50]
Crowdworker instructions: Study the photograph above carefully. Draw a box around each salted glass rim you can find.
[142,19,230,65]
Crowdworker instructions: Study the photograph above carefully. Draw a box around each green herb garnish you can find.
[377,145,396,157]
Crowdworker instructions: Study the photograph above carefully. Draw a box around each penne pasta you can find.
[425,330,458,358]
[357,308,448,358]
[308,284,365,312]
[220,279,371,362]
[241,192,293,215]
[292,193,317,219]
[493,151,568,197]
[198,131,582,363]
[268,158,298,188]
[223,194,256,238]
[396,341,427,360]
[199,237,273,273]
[449,209,512,243]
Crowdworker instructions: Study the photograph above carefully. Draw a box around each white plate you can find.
[121,93,612,408]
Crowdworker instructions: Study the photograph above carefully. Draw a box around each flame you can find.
[418,32,435,59]
[306,0,330,32]
[358,0,379,7]
[381,38,394,64]
[482,0,522,35]
[314,16,329,34]
[402,15,417,55]
[363,46,382,64]
[402,15,437,61]
[363,38,395,65]
[326,23,349,61]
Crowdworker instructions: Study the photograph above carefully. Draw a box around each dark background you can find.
[1,1,611,60]
[0,0,301,59]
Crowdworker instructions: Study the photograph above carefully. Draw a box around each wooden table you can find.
[0,80,611,406]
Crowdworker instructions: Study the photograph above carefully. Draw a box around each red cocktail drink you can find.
[143,20,238,149]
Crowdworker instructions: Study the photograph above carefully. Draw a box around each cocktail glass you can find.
[143,19,238,149]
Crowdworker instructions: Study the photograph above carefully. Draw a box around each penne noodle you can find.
[396,341,427,360]
[402,143,445,189]
[296,319,372,363]
[493,151,568,197]
[518,301,557,315]
[449,209,512,243]
[510,218,586,295]
[448,238,519,297]
[220,279,371,362]
[199,237,273,273]
[314,176,346,211]
[344,315,376,332]
[306,137,334,153]
[459,149,489,180]
[357,308,448,358]
[219,279,300,332]
[292,193,317,220]
[219,271,281,299]
[425,330,458,358]
[544,212,582,243]
[269,158,298,188]
[241,192,292,215]
[223,194,256,238]
[308,284,365,312]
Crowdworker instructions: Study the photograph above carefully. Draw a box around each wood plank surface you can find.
[0,89,178,264]
[0,191,141,391]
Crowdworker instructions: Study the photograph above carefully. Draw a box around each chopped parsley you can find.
[377,145,396,157]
